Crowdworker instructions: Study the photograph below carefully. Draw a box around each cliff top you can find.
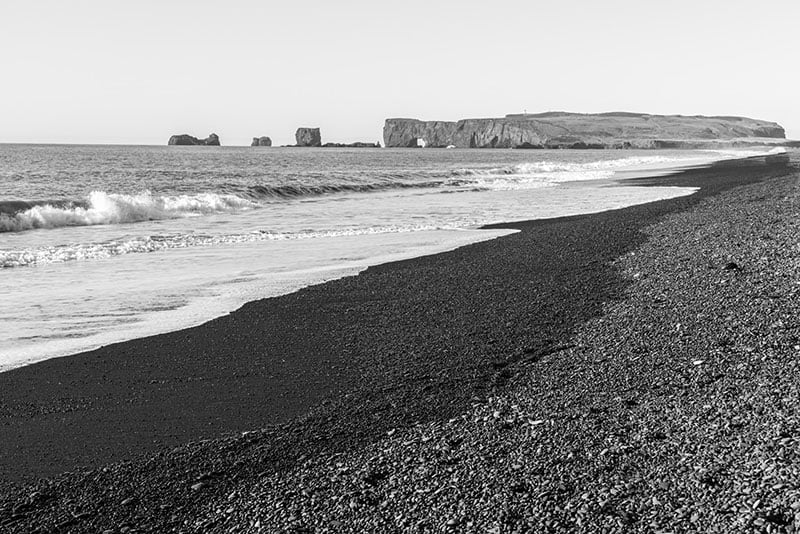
[503,111,765,121]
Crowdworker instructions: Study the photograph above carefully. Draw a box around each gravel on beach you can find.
[1,156,799,533]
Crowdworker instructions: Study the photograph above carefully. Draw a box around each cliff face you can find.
[168,133,220,146]
[383,112,787,148]
[383,121,459,147]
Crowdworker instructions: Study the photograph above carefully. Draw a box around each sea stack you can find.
[251,136,272,147]
[295,127,322,147]
[167,133,221,146]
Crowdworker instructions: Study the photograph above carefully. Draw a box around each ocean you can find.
[0,145,773,371]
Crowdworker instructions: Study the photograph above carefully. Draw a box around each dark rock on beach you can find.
[295,127,322,147]
[383,112,791,149]
[1,155,799,533]
[251,136,272,146]
[167,133,221,146]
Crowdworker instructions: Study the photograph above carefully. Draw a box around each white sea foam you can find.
[454,154,709,178]
[452,170,615,190]
[0,182,698,372]
[707,146,787,158]
[0,190,257,232]
[448,155,701,189]
[0,223,470,268]
[446,149,785,190]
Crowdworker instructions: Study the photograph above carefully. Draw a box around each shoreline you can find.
[0,155,796,531]
[0,227,519,374]
[1,149,729,373]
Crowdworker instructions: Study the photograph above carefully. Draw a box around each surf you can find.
[0,190,258,233]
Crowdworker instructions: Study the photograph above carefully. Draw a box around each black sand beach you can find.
[1,155,798,533]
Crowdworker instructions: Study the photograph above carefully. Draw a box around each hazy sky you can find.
[2,0,798,145]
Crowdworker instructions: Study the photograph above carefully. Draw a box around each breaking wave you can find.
[0,182,447,234]
[2,149,780,234]
[0,191,257,233]
[242,180,442,199]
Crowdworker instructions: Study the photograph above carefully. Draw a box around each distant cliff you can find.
[168,133,220,146]
[383,112,787,149]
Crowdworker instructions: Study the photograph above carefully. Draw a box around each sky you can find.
[1,0,798,145]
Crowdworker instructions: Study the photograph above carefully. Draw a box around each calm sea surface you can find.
[0,145,768,370]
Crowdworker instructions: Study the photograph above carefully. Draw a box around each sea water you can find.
[0,145,775,371]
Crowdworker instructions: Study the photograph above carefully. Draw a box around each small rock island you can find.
[167,133,221,146]
[251,136,272,147]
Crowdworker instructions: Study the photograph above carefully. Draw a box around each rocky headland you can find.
[167,133,221,146]
[383,112,792,149]
[251,136,272,147]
